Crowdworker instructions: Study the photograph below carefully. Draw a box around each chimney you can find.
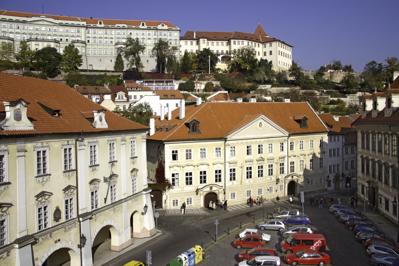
[167,105,172,120]
[160,104,164,120]
[393,71,399,82]
[179,99,185,119]
[193,31,196,39]
[236,98,243,103]
[149,118,155,136]
[196,97,202,106]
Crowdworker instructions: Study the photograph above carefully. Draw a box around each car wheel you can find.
[260,226,265,230]
[236,245,241,249]
[319,262,324,266]
[292,262,297,266]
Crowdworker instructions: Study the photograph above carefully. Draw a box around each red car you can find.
[285,250,331,265]
[232,235,266,249]
[237,247,278,261]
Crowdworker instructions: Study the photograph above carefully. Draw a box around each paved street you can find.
[105,200,370,266]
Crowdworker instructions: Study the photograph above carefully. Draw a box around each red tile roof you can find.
[353,108,399,126]
[0,10,177,28]
[75,85,111,95]
[0,73,147,136]
[154,90,183,99]
[149,102,327,142]
[319,114,358,134]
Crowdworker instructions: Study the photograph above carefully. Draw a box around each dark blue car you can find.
[284,216,311,225]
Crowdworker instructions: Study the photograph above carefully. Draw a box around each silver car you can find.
[370,254,399,266]
[257,220,286,231]
[273,209,300,219]
[281,225,317,237]
[367,243,399,256]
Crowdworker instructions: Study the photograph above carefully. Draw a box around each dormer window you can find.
[98,20,103,26]
[0,100,34,131]
[140,22,146,27]
[92,109,108,129]
[294,115,308,128]
[187,119,200,133]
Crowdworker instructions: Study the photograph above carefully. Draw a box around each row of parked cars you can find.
[232,209,331,266]
[329,203,399,266]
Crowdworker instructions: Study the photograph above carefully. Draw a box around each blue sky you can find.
[1,0,398,71]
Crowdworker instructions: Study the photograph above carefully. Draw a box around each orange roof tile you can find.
[149,102,327,142]
[154,90,183,99]
[0,73,147,136]
[75,85,111,95]
[319,114,356,134]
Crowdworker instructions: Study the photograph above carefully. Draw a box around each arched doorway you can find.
[92,225,117,262]
[287,181,297,196]
[151,189,163,209]
[204,192,218,208]
[42,248,78,266]
[130,211,138,238]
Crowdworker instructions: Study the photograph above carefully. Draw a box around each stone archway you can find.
[42,247,79,266]
[204,192,218,208]
[92,225,118,262]
[151,189,163,209]
[130,211,138,238]
[287,180,297,196]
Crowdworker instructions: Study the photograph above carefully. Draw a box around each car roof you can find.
[256,256,279,261]
[292,233,326,240]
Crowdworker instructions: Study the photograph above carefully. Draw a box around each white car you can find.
[238,228,271,242]
[281,225,317,236]
[257,220,286,231]
[238,256,281,266]
[273,209,300,219]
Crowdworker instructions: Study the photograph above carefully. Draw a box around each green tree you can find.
[196,48,218,73]
[34,47,62,78]
[0,42,14,61]
[341,73,359,94]
[16,41,34,71]
[289,62,305,84]
[204,81,214,92]
[250,59,274,84]
[114,53,124,72]
[361,60,386,91]
[65,72,88,87]
[342,64,354,73]
[123,37,145,70]
[60,44,82,74]
[178,80,195,91]
[181,51,194,73]
[229,47,258,74]
[152,39,173,73]
[384,57,399,82]
[116,103,153,126]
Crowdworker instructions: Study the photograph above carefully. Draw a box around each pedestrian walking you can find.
[181,202,186,215]
[289,195,293,204]
[223,200,227,210]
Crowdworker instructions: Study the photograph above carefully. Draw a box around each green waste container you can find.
[167,257,183,266]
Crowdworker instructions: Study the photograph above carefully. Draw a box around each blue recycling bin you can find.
[184,250,195,266]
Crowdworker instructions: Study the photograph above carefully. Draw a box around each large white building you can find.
[180,25,293,72]
[0,10,180,71]
[0,73,155,266]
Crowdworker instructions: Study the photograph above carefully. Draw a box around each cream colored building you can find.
[180,25,293,72]
[147,101,328,210]
[0,10,180,71]
[0,73,155,266]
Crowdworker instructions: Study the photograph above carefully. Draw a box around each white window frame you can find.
[280,142,284,152]
[200,148,207,159]
[0,214,7,247]
[110,183,117,203]
[172,150,178,161]
[0,150,8,183]
[36,148,49,176]
[172,199,179,207]
[257,144,263,155]
[279,161,285,175]
[230,192,236,200]
[215,147,222,158]
[89,143,98,166]
[246,190,251,197]
[37,204,49,231]
[257,165,264,178]
[246,166,252,179]
[108,141,116,162]
[299,140,304,151]
[268,143,273,153]
[185,172,193,185]
[258,188,263,196]
[91,189,98,210]
[186,197,192,206]
[310,140,314,149]
[63,146,73,171]
[64,197,74,220]
[290,161,295,173]
[290,141,294,151]
[130,138,136,158]
[268,163,273,176]
[215,169,222,182]
[171,173,179,187]
[132,173,137,194]
[199,170,207,184]
[246,145,252,156]
[185,149,192,160]
[229,168,236,181]
[300,160,304,171]
[230,146,236,157]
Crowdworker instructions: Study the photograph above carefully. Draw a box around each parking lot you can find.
[202,203,370,266]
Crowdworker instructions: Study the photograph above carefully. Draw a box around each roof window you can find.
[186,119,200,133]
[0,99,34,131]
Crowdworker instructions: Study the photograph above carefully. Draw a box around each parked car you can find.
[356,231,385,243]
[334,209,358,217]
[345,217,367,227]
[284,216,311,226]
[338,213,363,223]
[367,243,399,257]
[365,237,397,248]
[328,204,348,213]
[233,235,267,249]
[257,220,286,231]
[284,250,331,265]
[274,209,300,219]
[237,228,271,242]
[123,260,145,266]
[348,220,375,230]
[370,253,399,266]
[353,225,378,235]
[237,247,278,261]
[238,256,281,266]
[280,233,327,254]
[281,225,318,237]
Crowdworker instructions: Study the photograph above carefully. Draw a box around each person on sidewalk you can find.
[223,200,228,210]
[289,195,293,204]
[181,202,186,215]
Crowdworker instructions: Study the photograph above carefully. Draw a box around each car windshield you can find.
[247,258,257,265]
[295,250,305,257]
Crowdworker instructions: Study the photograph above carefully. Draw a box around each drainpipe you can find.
[286,135,290,196]
[223,138,227,201]
[75,135,84,266]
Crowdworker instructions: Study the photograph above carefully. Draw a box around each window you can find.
[108,141,116,162]
[89,144,98,166]
[385,198,389,212]
[246,145,252,156]
[279,161,285,175]
[230,146,236,157]
[36,149,49,176]
[91,190,98,210]
[200,148,207,159]
[132,174,137,194]
[172,199,179,207]
[230,192,236,200]
[280,142,284,152]
[64,197,73,220]
[392,135,397,157]
[246,190,251,197]
[258,188,263,196]
[258,144,263,154]
[215,147,222,158]
[290,161,295,173]
[172,150,178,161]
[63,147,73,171]
[351,160,355,170]
[185,172,193,185]
[268,144,273,153]
[171,173,179,187]
[200,170,207,184]
[310,140,314,149]
[37,204,49,231]
[110,184,116,202]
[299,140,304,150]
[186,197,192,206]
[130,139,136,157]
[258,165,264,178]
[345,161,349,171]
[0,153,7,183]
[290,142,294,151]
[268,162,273,176]
[300,160,304,171]
[0,216,6,247]
[214,169,222,182]
[319,158,324,168]
[229,168,236,181]
[246,166,252,179]
[185,149,192,160]
[309,159,313,170]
